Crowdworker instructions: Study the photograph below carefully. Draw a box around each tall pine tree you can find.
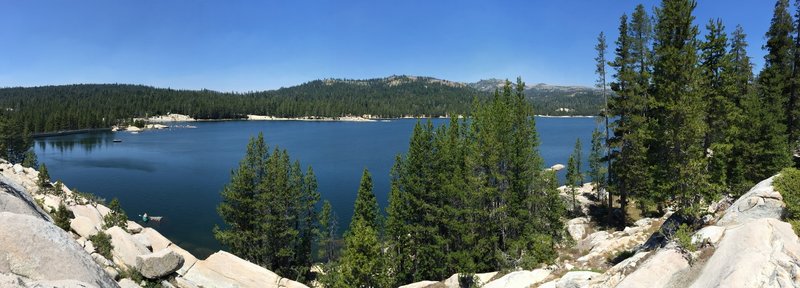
[729,25,758,193]
[750,0,794,182]
[214,133,320,282]
[650,0,709,214]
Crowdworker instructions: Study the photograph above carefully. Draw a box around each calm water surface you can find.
[35,118,598,258]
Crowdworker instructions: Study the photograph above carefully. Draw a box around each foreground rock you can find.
[136,248,184,279]
[717,176,783,225]
[442,271,498,287]
[182,251,308,288]
[0,175,51,220]
[70,216,100,238]
[106,226,150,269]
[690,218,800,287]
[482,269,551,288]
[539,271,601,288]
[0,212,119,287]
[398,281,438,288]
[567,217,590,241]
[615,248,689,288]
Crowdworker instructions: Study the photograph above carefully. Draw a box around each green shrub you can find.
[102,198,128,231]
[89,231,113,260]
[21,150,37,168]
[52,181,64,197]
[674,224,696,252]
[37,163,50,190]
[775,167,800,221]
[52,203,74,231]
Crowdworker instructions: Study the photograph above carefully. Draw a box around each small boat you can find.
[140,213,163,223]
[112,139,122,143]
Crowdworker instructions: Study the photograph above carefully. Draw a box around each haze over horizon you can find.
[1,0,773,92]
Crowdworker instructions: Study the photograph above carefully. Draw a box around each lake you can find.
[35,117,599,258]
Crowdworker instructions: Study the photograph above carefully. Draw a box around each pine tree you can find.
[296,166,320,277]
[596,30,615,220]
[214,133,267,262]
[214,133,320,282]
[750,0,794,182]
[566,150,579,215]
[728,25,757,194]
[385,155,412,286]
[588,128,607,193]
[53,203,74,231]
[352,168,379,230]
[566,139,583,214]
[700,18,741,196]
[318,200,337,263]
[22,150,37,168]
[790,0,800,147]
[650,0,709,214]
[335,218,383,288]
[333,168,385,287]
[609,12,641,223]
[574,139,583,185]
[37,163,50,189]
[102,198,128,231]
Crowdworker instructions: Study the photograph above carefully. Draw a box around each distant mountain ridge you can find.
[0,75,603,133]
[466,77,605,116]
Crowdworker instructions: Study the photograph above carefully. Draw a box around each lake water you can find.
[35,117,599,258]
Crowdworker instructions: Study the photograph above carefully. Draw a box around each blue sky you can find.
[0,1,775,92]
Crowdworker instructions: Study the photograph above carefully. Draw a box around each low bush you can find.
[89,231,113,260]
[674,223,696,252]
[775,167,800,234]
[102,198,128,231]
[52,203,74,231]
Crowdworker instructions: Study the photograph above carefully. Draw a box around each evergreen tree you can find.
[296,166,320,277]
[102,198,128,231]
[352,169,379,230]
[728,25,757,193]
[37,163,50,189]
[215,134,266,262]
[588,128,607,194]
[609,12,651,223]
[22,151,37,168]
[318,200,337,263]
[0,115,32,164]
[650,0,709,214]
[335,218,384,288]
[791,0,800,147]
[573,139,583,185]
[566,146,580,215]
[52,203,74,231]
[700,18,740,196]
[750,0,794,182]
[385,155,412,286]
[214,133,320,283]
[595,32,611,200]
[566,139,584,215]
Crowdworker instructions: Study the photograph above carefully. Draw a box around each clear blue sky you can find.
[0,1,775,92]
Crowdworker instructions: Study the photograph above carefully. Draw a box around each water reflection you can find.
[38,132,115,153]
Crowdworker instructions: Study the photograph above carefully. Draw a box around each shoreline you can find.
[33,114,598,137]
[32,128,113,138]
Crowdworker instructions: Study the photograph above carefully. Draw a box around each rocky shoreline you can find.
[0,160,306,288]
[400,175,800,288]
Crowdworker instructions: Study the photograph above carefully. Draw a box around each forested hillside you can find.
[0,75,601,133]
